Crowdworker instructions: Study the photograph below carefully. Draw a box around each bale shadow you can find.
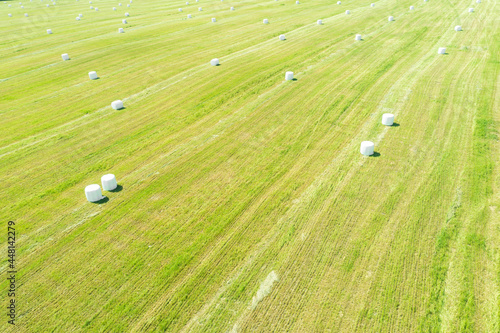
[109,185,123,193]
[292,78,298,81]
[92,196,109,204]
[371,152,381,157]
[391,122,400,127]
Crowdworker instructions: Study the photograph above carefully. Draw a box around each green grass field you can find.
[1,0,499,331]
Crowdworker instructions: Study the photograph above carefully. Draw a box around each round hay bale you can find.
[381,113,394,126]
[360,141,374,156]
[101,174,117,191]
[111,100,124,110]
[85,184,103,202]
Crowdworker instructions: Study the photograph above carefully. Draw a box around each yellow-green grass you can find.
[0,0,499,331]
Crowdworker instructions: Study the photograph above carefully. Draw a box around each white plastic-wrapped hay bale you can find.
[95,7,98,11]
[127,4,129,7]
[47,29,52,34]
[198,7,202,11]
[382,113,394,126]
[122,19,127,24]
[88,71,98,80]
[8,13,12,17]
[230,6,234,10]
[410,5,414,10]
[119,3,122,6]
[454,25,462,31]
[317,19,322,25]
[101,174,117,191]
[24,13,28,17]
[438,47,446,54]
[360,141,374,156]
[371,3,375,7]
[76,16,80,20]
[179,8,182,12]
[187,14,192,18]
[296,0,299,4]
[186,1,189,4]
[279,34,285,40]
[113,7,116,10]
[125,12,129,16]
[263,18,269,24]
[468,8,474,12]
[118,27,124,33]
[90,5,93,9]
[285,71,294,80]
[85,184,103,202]
[345,10,350,14]
[210,58,219,66]
[337,1,341,4]
[211,17,216,22]
[111,100,124,109]
[388,16,394,21]
[79,13,83,17]
[21,5,24,8]
[355,34,362,40]
[476,0,481,3]
[61,53,69,61]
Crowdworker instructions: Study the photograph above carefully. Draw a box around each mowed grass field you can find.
[1,0,499,331]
